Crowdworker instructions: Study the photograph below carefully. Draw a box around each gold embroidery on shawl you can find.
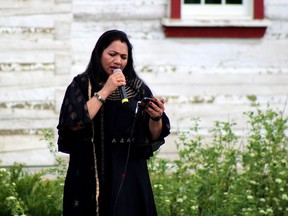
[88,78,100,216]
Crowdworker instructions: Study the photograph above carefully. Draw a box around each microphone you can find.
[113,68,129,104]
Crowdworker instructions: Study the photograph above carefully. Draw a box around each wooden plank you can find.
[73,0,165,20]
[0,134,48,152]
[0,1,71,17]
[2,71,288,88]
[0,53,54,63]
[0,117,58,130]
[0,108,56,118]
[0,87,57,101]
[148,84,288,97]
[0,148,55,166]
[0,39,70,51]
[140,72,288,85]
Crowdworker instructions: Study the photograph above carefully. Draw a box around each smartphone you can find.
[139,97,155,109]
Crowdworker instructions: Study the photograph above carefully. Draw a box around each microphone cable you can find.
[112,101,141,216]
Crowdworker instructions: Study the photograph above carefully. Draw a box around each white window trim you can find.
[182,0,253,20]
[162,18,270,28]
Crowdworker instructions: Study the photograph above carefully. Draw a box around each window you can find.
[182,0,251,19]
[162,0,269,38]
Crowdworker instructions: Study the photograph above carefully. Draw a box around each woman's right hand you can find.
[87,72,126,120]
[100,72,126,98]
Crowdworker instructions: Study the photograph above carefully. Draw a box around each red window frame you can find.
[163,0,267,38]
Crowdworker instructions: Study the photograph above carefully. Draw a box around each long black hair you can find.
[85,29,139,86]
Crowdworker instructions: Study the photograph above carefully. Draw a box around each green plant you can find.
[1,106,288,215]
[149,105,288,216]
[0,166,26,216]
[0,129,66,216]
[42,128,67,179]
[10,164,63,216]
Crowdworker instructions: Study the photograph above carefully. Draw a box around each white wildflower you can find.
[273,197,279,203]
[259,209,265,214]
[6,196,16,200]
[247,195,253,200]
[191,205,198,210]
[281,194,288,200]
[0,168,7,172]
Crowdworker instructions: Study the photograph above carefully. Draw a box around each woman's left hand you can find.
[146,98,165,140]
[145,98,165,120]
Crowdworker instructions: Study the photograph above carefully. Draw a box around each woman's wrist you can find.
[150,113,163,121]
[94,92,106,103]
[98,89,109,100]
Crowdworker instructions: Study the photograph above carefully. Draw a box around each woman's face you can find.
[100,40,128,76]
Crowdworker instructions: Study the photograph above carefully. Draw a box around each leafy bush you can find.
[0,164,64,216]
[1,106,288,215]
[0,165,26,216]
[0,129,65,216]
[149,106,288,216]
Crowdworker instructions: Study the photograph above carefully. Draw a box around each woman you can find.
[57,29,170,216]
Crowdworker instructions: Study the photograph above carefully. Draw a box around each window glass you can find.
[226,0,242,4]
[184,0,200,3]
[184,0,243,4]
[205,0,221,4]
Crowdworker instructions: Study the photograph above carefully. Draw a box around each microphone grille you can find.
[113,68,122,73]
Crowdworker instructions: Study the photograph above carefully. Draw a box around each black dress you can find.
[57,72,170,216]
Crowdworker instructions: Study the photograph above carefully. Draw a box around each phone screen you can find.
[139,97,154,109]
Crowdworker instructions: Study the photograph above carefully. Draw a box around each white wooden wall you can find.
[0,0,288,165]
[0,0,73,165]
